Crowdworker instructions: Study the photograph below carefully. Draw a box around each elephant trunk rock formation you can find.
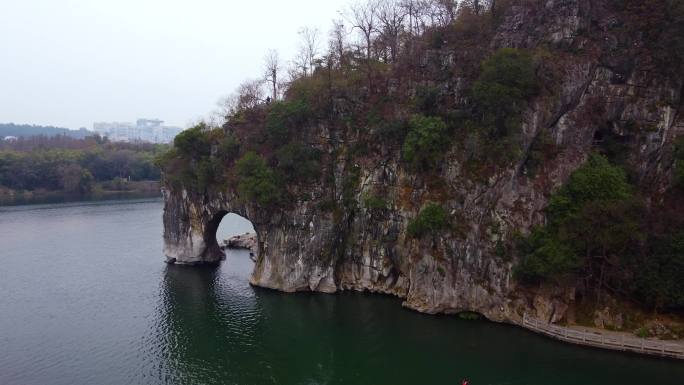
[162,0,683,326]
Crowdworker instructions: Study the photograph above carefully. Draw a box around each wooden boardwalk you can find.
[522,313,684,360]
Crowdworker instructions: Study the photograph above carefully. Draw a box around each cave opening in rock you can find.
[211,211,256,262]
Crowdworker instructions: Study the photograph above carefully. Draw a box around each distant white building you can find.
[92,119,183,144]
[3,136,18,142]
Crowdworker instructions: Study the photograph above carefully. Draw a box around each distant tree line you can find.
[0,135,168,194]
[0,123,92,139]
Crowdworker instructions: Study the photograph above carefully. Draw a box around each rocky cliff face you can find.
[163,0,683,325]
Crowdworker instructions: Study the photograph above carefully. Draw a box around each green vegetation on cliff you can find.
[472,48,538,143]
[402,115,450,170]
[515,155,639,282]
[234,152,282,207]
[635,232,684,310]
[266,100,312,143]
[516,154,684,311]
[408,203,450,238]
[276,142,321,183]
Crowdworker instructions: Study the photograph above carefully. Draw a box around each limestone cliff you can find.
[162,0,683,326]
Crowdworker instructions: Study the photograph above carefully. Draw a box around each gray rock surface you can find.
[162,0,683,325]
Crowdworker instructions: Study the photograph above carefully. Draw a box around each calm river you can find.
[0,199,682,385]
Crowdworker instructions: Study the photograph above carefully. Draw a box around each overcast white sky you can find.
[0,0,349,129]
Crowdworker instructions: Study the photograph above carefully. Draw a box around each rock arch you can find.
[161,188,340,294]
[162,190,252,266]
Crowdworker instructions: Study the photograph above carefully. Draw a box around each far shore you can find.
[0,180,161,206]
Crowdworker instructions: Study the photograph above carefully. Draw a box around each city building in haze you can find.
[93,119,183,144]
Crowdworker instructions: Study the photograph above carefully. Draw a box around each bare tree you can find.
[289,48,311,80]
[236,79,265,110]
[400,0,418,37]
[209,94,239,126]
[377,0,407,62]
[401,0,442,37]
[209,78,266,126]
[298,26,321,76]
[431,0,458,26]
[460,0,495,15]
[263,49,280,101]
[347,0,380,60]
[329,19,348,68]
[399,0,420,61]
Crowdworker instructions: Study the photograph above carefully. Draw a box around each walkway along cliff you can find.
[161,0,684,354]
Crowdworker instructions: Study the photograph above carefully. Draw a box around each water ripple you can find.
[1,200,684,385]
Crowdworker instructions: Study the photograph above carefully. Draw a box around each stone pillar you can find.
[162,188,224,265]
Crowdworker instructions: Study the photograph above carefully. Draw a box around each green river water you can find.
[0,199,681,385]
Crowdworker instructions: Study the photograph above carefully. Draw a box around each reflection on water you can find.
[1,199,684,385]
[152,253,340,385]
[152,257,684,385]
[152,259,266,385]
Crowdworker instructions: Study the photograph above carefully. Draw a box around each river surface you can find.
[0,199,682,385]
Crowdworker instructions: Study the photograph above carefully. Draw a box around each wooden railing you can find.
[522,313,684,360]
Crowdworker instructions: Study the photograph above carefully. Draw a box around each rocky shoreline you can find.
[216,233,683,359]
[221,232,256,251]
[221,233,257,258]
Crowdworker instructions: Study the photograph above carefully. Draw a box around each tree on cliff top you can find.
[173,124,211,160]
[264,49,281,101]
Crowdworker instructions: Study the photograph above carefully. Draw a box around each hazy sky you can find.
[0,0,349,129]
